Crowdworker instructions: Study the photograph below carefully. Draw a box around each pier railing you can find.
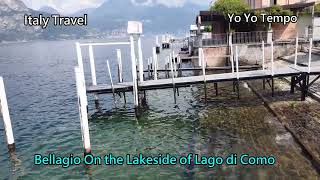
[200,31,268,47]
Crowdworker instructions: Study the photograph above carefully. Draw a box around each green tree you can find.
[211,0,250,16]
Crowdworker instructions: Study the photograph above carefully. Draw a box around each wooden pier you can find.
[87,66,320,99]
[73,21,320,155]
[76,27,320,107]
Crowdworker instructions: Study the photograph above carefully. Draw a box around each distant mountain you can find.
[0,0,207,41]
[82,0,207,33]
[38,6,59,14]
[0,0,86,42]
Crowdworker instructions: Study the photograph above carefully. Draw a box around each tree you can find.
[211,0,250,16]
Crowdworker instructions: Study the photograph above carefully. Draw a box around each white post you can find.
[294,35,298,67]
[271,41,274,76]
[198,48,202,67]
[169,54,175,84]
[88,45,97,85]
[200,48,207,82]
[156,36,159,46]
[153,47,158,80]
[173,51,177,77]
[107,60,114,91]
[229,34,234,73]
[262,41,265,70]
[74,67,91,155]
[308,38,313,73]
[235,46,239,79]
[116,49,123,83]
[0,77,15,151]
[76,43,85,76]
[138,36,144,82]
[130,35,139,107]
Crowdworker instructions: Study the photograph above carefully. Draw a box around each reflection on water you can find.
[0,39,318,179]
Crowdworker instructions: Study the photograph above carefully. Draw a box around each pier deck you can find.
[87,66,320,94]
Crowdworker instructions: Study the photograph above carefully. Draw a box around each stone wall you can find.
[203,42,300,66]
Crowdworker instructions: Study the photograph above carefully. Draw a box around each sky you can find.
[21,0,212,14]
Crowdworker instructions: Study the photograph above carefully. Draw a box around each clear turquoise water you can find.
[0,38,318,179]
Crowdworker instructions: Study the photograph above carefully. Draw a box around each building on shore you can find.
[188,0,319,67]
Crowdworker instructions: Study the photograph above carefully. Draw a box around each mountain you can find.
[83,0,207,33]
[0,0,86,42]
[38,6,59,14]
[0,0,207,41]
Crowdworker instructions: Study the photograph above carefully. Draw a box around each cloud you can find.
[21,0,211,14]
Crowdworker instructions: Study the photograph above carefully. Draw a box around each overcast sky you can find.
[21,0,212,14]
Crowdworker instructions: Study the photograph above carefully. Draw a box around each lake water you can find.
[0,37,318,179]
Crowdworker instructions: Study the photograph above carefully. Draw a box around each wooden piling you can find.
[0,77,15,152]
[74,67,91,155]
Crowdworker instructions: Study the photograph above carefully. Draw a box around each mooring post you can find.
[88,45,99,101]
[156,35,159,46]
[200,48,207,103]
[229,33,234,73]
[107,60,115,98]
[89,45,97,86]
[301,73,307,101]
[150,57,153,77]
[294,35,298,67]
[76,43,85,75]
[198,48,202,67]
[235,46,240,99]
[178,56,182,77]
[147,58,151,79]
[169,54,177,104]
[116,49,123,83]
[0,77,15,152]
[130,35,139,108]
[138,36,144,82]
[153,47,158,80]
[271,41,274,76]
[74,67,91,155]
[262,41,265,70]
[128,21,142,108]
[308,38,312,74]
[290,76,295,94]
[173,51,177,78]
[235,46,239,80]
